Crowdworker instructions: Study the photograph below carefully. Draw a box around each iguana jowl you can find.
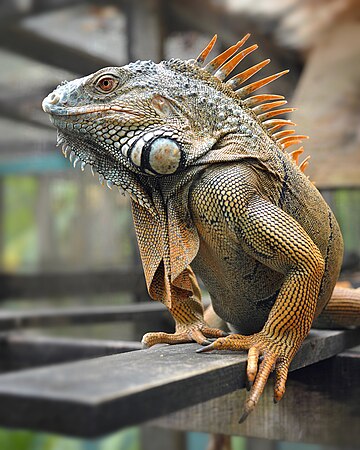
[42,34,360,421]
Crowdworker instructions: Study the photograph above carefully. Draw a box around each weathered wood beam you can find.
[0,87,54,130]
[0,302,168,331]
[0,334,142,371]
[0,0,87,24]
[0,329,357,437]
[0,269,147,300]
[0,25,116,75]
[152,349,360,447]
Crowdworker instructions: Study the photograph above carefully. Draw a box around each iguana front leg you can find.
[198,195,325,421]
[142,266,228,347]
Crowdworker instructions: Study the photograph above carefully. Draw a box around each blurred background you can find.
[0,0,359,449]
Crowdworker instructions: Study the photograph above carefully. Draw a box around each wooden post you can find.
[291,21,360,188]
[0,178,4,270]
[126,0,164,62]
[124,0,168,331]
[126,6,177,448]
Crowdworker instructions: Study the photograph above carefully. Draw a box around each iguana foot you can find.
[142,323,228,348]
[197,332,293,422]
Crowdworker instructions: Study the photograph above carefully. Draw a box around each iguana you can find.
[42,34,360,421]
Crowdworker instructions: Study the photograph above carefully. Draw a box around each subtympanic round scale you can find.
[148,138,181,174]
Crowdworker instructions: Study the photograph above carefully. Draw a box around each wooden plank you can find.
[0,329,357,437]
[0,49,72,132]
[0,268,147,300]
[1,3,128,73]
[152,349,360,447]
[0,301,168,331]
[0,334,142,371]
[0,25,116,75]
[0,87,53,130]
[0,0,86,24]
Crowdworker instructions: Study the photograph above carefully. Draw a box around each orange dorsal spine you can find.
[196,35,217,65]
[204,34,250,74]
[194,37,309,171]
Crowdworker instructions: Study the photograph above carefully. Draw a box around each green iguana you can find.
[42,34,360,421]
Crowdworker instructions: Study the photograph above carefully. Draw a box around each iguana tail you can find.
[313,285,360,329]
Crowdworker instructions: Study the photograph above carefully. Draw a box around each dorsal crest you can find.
[195,35,309,174]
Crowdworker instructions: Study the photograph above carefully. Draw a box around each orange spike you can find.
[236,70,289,98]
[196,34,217,65]
[215,45,259,81]
[263,119,296,130]
[243,94,285,108]
[226,59,270,88]
[205,34,250,74]
[299,155,311,173]
[289,147,304,165]
[269,123,294,134]
[258,107,296,122]
[279,135,309,145]
[273,129,295,140]
[253,100,287,115]
[282,139,303,149]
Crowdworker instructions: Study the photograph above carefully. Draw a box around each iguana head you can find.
[42,34,308,207]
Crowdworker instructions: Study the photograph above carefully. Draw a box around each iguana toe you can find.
[197,333,294,421]
[142,324,227,348]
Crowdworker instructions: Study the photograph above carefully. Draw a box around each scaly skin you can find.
[42,35,359,421]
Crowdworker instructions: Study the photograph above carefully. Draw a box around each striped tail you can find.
[313,286,360,329]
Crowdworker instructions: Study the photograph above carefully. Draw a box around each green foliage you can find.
[334,189,360,253]
[3,175,38,270]
[0,427,139,450]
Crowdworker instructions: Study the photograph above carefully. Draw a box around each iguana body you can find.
[42,34,360,421]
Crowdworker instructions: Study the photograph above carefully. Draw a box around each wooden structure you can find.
[0,1,359,449]
[0,328,358,446]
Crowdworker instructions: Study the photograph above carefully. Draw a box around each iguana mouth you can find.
[48,105,143,118]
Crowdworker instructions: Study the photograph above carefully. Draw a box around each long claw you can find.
[238,407,252,424]
[196,342,217,353]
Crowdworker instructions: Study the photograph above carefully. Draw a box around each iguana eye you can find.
[95,75,118,93]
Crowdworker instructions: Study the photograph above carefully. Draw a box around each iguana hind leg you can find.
[142,266,228,347]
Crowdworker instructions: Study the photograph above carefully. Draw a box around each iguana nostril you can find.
[49,93,60,104]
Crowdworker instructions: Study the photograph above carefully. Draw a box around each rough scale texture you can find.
[42,34,360,421]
